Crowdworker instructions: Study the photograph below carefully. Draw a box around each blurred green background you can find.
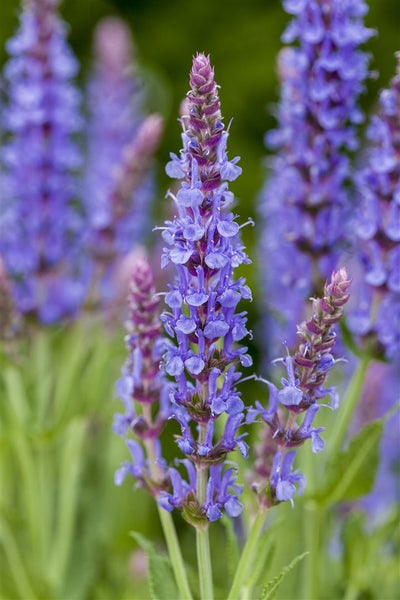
[0,1,399,599]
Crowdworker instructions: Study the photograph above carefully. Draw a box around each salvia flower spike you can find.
[258,0,373,353]
[114,254,172,497]
[159,53,252,523]
[251,268,351,507]
[349,53,400,360]
[85,17,160,286]
[1,0,85,323]
[89,114,164,264]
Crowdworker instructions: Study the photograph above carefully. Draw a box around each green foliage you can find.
[316,420,384,506]
[130,532,180,600]
[0,324,140,600]
[260,551,309,600]
[246,531,276,598]
[340,508,400,600]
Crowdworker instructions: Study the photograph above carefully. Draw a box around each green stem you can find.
[143,421,193,600]
[227,508,267,600]
[303,500,321,600]
[195,455,213,600]
[0,517,38,600]
[157,508,193,600]
[38,444,53,574]
[328,355,371,460]
[193,422,213,600]
[196,524,213,600]
[48,419,87,592]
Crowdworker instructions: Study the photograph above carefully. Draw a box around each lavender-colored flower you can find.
[114,255,171,496]
[89,114,164,267]
[348,54,400,360]
[85,17,158,279]
[0,0,85,323]
[258,0,373,355]
[251,269,351,507]
[158,53,253,523]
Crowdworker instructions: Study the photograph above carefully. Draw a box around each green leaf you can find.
[317,419,384,506]
[260,551,308,600]
[130,531,180,600]
[52,326,92,426]
[340,507,400,600]
[0,515,38,600]
[48,418,87,592]
[3,366,30,425]
[32,330,54,428]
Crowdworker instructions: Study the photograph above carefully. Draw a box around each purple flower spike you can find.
[251,269,351,507]
[88,114,164,265]
[258,0,373,355]
[349,54,400,360]
[85,17,162,299]
[114,255,171,497]
[159,53,252,523]
[0,0,86,323]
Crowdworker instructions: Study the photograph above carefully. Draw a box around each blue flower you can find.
[349,54,400,360]
[1,0,86,322]
[258,0,373,357]
[114,256,172,495]
[252,270,351,506]
[159,54,252,521]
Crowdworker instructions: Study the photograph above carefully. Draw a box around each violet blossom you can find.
[88,114,164,268]
[251,268,351,506]
[348,53,400,360]
[85,18,158,283]
[157,53,253,523]
[0,0,86,323]
[258,0,373,355]
[114,254,171,497]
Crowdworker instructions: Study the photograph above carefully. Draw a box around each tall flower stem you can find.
[157,508,194,600]
[227,508,267,600]
[328,355,371,459]
[143,413,193,600]
[196,427,213,600]
[196,522,213,600]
